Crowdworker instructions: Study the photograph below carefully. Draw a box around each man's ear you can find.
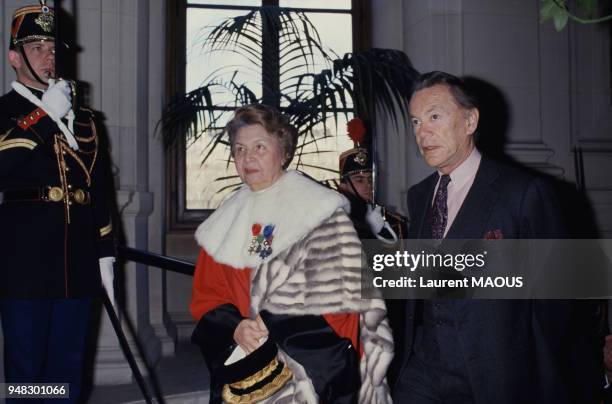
[8,50,22,70]
[338,181,350,194]
[466,108,479,136]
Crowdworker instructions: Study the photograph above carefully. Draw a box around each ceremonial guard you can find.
[0,3,115,402]
[338,117,408,244]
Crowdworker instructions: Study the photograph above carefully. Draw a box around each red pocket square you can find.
[484,229,503,239]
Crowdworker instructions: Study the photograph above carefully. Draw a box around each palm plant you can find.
[160,5,418,194]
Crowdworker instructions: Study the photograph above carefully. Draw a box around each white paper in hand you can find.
[225,336,268,365]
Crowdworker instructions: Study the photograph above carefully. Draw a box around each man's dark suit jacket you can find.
[393,156,602,404]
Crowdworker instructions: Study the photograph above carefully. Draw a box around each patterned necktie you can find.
[431,174,451,239]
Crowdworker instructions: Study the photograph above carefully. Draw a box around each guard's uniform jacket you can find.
[0,87,114,298]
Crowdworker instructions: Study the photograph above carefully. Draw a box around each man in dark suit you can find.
[393,71,602,403]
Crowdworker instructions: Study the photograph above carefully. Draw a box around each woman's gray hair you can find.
[225,104,298,169]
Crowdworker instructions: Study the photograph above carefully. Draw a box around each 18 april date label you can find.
[1,383,69,398]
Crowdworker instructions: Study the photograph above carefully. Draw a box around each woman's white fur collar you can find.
[195,170,349,269]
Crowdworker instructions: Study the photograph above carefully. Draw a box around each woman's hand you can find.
[234,316,268,354]
[255,314,268,333]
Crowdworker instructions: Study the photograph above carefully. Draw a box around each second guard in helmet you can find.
[338,117,408,245]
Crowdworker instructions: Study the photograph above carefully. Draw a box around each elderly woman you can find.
[190,104,393,404]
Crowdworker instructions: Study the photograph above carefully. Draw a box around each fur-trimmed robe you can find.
[191,171,393,403]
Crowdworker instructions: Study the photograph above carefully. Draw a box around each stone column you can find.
[73,0,165,384]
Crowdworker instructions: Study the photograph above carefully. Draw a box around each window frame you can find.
[165,0,371,230]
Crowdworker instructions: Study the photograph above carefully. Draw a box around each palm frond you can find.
[160,6,419,201]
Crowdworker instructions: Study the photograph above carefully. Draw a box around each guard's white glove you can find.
[42,79,72,120]
[99,257,116,309]
[366,204,385,235]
